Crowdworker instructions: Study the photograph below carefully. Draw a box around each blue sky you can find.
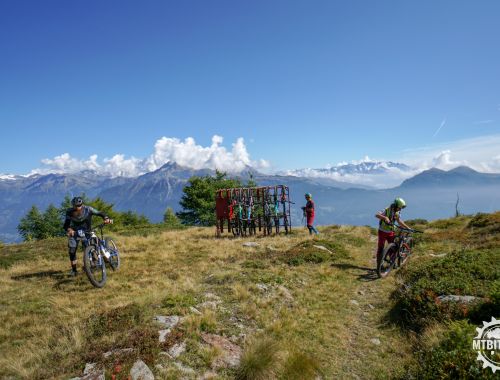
[1,1,499,176]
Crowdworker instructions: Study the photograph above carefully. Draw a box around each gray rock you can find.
[437,295,481,303]
[368,304,375,310]
[173,362,196,375]
[76,363,105,380]
[190,306,202,315]
[198,371,218,380]
[204,292,221,301]
[277,285,294,301]
[201,333,242,368]
[130,359,154,380]
[198,301,220,310]
[430,253,448,258]
[159,329,171,343]
[350,299,359,306]
[154,315,180,329]
[256,283,269,292]
[83,364,97,375]
[103,348,134,358]
[313,245,332,253]
[81,375,105,380]
[370,338,381,346]
[243,242,259,247]
[168,341,187,358]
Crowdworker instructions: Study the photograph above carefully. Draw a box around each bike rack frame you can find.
[215,185,292,237]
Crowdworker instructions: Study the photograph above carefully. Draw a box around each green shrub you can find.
[406,320,497,379]
[406,218,428,225]
[278,239,350,267]
[391,249,500,330]
[430,216,469,229]
[162,293,197,314]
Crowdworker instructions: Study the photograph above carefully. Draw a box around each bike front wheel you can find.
[83,245,107,288]
[105,237,120,271]
[378,243,398,278]
[398,237,413,267]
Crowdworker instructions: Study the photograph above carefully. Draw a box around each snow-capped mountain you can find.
[283,159,414,189]
[1,162,500,242]
[285,159,411,176]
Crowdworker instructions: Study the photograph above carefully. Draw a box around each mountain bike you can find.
[82,222,120,288]
[377,225,422,278]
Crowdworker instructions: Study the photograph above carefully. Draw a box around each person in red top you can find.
[302,193,319,235]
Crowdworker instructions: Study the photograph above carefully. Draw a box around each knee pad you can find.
[68,237,77,249]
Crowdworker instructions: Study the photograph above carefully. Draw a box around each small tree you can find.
[18,206,44,241]
[43,204,65,238]
[163,207,181,226]
[121,210,150,226]
[177,171,242,226]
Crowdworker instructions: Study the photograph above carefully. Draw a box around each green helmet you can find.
[394,197,406,209]
[305,193,312,199]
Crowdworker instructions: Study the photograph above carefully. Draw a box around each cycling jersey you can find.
[63,205,107,232]
[378,206,400,232]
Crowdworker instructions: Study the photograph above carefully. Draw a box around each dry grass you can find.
[0,223,432,379]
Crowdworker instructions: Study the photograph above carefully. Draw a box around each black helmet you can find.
[71,196,84,207]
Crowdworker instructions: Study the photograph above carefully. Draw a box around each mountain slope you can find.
[0,224,412,379]
[1,213,497,379]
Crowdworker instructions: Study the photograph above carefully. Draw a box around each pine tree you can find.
[18,206,44,241]
[177,171,242,226]
[43,204,64,238]
[163,207,181,226]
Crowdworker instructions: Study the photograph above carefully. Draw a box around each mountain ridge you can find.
[1,165,500,242]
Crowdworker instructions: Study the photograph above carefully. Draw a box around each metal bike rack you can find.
[215,185,292,237]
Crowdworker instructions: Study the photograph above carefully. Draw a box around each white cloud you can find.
[32,135,269,177]
[401,134,500,173]
[284,134,500,189]
[431,150,465,169]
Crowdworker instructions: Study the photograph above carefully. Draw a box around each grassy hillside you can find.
[0,212,498,379]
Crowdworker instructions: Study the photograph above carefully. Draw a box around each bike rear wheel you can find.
[83,244,107,288]
[105,237,120,271]
[378,243,398,278]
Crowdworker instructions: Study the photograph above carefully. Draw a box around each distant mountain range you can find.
[1,164,499,242]
[285,160,412,177]
[283,160,415,189]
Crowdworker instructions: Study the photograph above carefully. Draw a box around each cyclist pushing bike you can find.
[374,197,410,270]
[63,196,111,276]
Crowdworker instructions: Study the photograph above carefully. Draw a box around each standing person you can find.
[302,193,319,235]
[374,197,411,269]
[63,196,111,276]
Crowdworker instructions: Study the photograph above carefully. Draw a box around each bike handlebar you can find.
[93,219,113,231]
[391,224,423,233]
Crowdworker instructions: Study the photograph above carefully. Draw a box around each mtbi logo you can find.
[473,317,500,373]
